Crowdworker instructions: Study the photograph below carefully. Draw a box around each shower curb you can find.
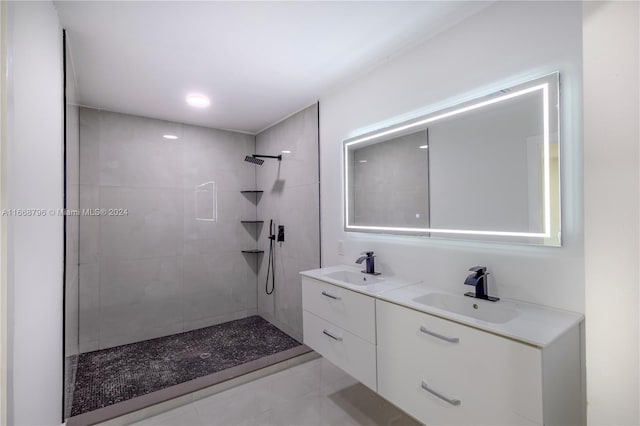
[65,345,316,426]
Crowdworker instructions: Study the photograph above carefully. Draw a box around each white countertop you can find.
[379,283,583,348]
[300,265,584,348]
[299,264,420,296]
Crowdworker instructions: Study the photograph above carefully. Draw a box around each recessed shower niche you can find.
[240,190,265,255]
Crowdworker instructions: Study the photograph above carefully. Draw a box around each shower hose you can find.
[265,219,275,295]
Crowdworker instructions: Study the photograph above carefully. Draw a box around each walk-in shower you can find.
[63,103,320,423]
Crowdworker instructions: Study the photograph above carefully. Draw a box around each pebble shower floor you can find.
[70,315,301,416]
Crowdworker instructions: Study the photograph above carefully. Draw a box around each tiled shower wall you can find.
[64,33,80,418]
[65,39,80,358]
[78,108,257,351]
[256,104,320,341]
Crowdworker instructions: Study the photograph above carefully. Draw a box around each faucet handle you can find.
[468,266,487,275]
[360,251,375,257]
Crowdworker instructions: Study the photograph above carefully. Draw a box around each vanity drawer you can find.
[301,277,375,343]
[302,310,377,390]
[376,300,543,425]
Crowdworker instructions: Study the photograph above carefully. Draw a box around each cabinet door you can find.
[377,300,543,425]
[303,310,377,390]
[302,277,375,343]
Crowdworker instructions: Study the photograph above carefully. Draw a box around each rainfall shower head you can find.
[244,154,282,166]
[244,155,264,165]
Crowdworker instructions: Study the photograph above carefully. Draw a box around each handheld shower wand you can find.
[265,219,276,295]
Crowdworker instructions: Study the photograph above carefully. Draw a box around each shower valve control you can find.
[277,225,285,242]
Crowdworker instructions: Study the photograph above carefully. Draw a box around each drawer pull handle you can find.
[321,291,341,300]
[421,381,461,406]
[419,325,459,343]
[322,329,343,341]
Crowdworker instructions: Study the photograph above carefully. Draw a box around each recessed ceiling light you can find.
[419,145,428,149]
[281,150,292,154]
[186,93,210,108]
[163,134,178,140]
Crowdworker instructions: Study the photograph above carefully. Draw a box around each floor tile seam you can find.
[194,379,320,422]
[137,404,195,426]
[263,386,323,416]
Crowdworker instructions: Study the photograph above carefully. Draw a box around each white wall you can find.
[6,1,63,425]
[0,4,6,426]
[320,1,584,312]
[584,2,640,424]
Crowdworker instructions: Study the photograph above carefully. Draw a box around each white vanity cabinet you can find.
[301,276,377,390]
[376,300,583,426]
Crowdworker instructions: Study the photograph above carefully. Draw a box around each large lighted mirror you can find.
[344,72,560,246]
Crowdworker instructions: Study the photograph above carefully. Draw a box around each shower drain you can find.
[199,352,211,360]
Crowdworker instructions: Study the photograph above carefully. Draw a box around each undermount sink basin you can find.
[323,270,385,286]
[412,292,519,324]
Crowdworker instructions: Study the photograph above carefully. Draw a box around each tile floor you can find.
[132,357,421,426]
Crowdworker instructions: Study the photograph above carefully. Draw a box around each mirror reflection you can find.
[350,130,429,228]
[344,73,560,246]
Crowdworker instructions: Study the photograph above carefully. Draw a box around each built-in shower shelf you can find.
[240,190,264,194]
[241,220,264,224]
[241,249,264,254]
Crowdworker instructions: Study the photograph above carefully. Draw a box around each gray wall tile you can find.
[256,104,320,340]
[79,108,100,186]
[182,125,255,190]
[78,109,259,351]
[184,190,255,245]
[64,265,79,356]
[65,61,80,359]
[78,263,99,347]
[182,252,255,322]
[79,184,99,264]
[65,183,80,356]
[183,309,258,333]
[99,186,183,261]
[99,111,184,188]
[99,256,184,348]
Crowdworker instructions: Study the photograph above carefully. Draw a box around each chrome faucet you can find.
[463,266,499,302]
[355,251,380,275]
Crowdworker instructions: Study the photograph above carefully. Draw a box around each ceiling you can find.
[55,1,491,134]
